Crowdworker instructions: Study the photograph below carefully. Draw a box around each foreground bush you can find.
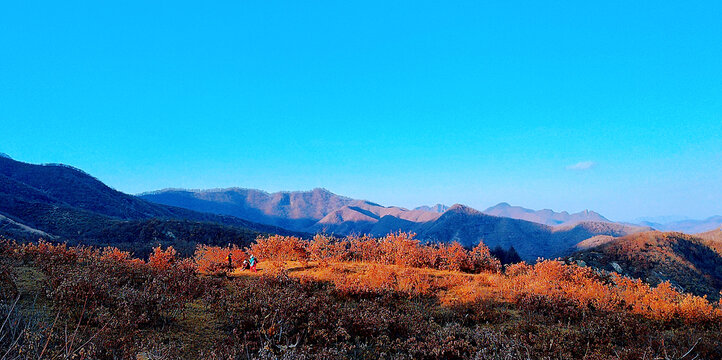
[3,238,722,359]
[205,271,722,359]
[0,239,18,299]
[12,241,204,357]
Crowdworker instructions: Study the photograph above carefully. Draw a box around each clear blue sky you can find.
[2,1,721,221]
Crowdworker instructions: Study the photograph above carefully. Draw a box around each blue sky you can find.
[2,1,721,221]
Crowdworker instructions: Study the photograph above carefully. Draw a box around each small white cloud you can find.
[566,161,596,171]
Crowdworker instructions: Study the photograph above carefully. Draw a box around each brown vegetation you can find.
[572,231,722,300]
[1,234,721,359]
[246,232,501,273]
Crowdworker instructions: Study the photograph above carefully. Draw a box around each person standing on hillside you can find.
[249,254,257,272]
[227,252,233,270]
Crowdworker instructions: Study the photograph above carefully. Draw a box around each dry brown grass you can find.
[231,260,503,307]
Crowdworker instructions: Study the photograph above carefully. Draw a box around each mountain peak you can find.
[311,187,333,194]
[447,204,482,215]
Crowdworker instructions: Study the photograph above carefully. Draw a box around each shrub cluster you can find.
[503,259,722,323]
[12,241,204,356]
[3,237,722,359]
[245,232,501,273]
[194,243,248,275]
[207,273,525,359]
[204,271,722,359]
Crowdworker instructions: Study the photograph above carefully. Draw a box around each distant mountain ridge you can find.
[483,202,610,226]
[313,200,443,236]
[634,216,722,234]
[141,189,650,260]
[0,155,657,261]
[415,204,650,261]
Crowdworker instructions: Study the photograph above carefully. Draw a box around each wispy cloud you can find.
[566,161,596,171]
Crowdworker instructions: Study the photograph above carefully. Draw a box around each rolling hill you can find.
[570,231,722,300]
[697,228,722,254]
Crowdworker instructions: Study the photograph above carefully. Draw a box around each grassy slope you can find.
[8,255,722,359]
[229,260,504,307]
[572,231,722,300]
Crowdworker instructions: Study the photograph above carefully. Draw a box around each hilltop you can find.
[571,231,722,300]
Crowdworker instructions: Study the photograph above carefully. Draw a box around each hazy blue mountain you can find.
[635,216,722,234]
[633,215,690,224]
[414,204,449,213]
[483,202,610,226]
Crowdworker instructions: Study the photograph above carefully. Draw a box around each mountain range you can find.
[633,216,722,234]
[3,155,719,263]
[140,188,652,260]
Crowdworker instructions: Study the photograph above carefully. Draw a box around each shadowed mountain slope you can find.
[697,228,722,254]
[415,205,649,261]
[139,187,355,231]
[0,157,297,255]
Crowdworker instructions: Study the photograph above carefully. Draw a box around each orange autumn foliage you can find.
[193,233,722,324]
[504,259,722,323]
[250,235,308,262]
[194,244,247,275]
[194,232,501,274]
